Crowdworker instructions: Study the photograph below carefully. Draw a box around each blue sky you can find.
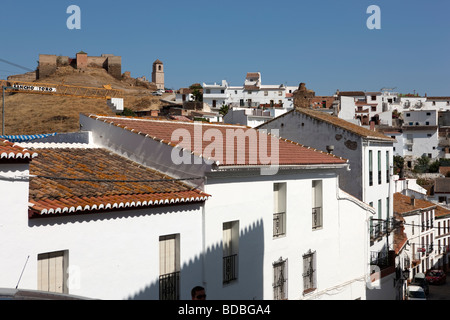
[0,0,449,96]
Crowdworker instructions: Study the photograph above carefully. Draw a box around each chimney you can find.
[370,121,375,131]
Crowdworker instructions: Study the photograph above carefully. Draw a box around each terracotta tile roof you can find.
[393,212,408,254]
[246,72,260,79]
[393,193,436,214]
[295,108,395,142]
[87,115,348,167]
[0,139,38,160]
[338,91,366,97]
[28,148,208,217]
[434,178,450,193]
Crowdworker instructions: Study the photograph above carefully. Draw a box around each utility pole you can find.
[2,86,14,135]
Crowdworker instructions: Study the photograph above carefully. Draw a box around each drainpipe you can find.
[202,176,207,289]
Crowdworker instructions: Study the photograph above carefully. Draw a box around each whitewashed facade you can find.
[76,114,375,300]
[202,73,296,126]
[258,108,397,299]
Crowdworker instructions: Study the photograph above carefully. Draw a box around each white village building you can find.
[202,72,297,127]
[258,107,397,299]
[0,113,381,300]
[394,193,450,282]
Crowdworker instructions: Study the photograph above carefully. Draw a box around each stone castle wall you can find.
[37,53,122,80]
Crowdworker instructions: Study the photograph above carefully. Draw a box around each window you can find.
[386,151,390,183]
[312,180,323,230]
[38,250,69,294]
[378,151,382,185]
[303,250,316,294]
[273,258,287,300]
[386,197,390,226]
[278,91,282,96]
[369,150,373,186]
[406,113,410,117]
[264,91,268,96]
[223,221,239,284]
[159,234,180,300]
[378,199,382,221]
[273,183,287,238]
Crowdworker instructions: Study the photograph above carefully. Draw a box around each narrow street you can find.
[427,272,450,300]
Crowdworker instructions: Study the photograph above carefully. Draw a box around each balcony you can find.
[370,218,395,242]
[159,271,180,300]
[312,207,322,230]
[273,212,286,237]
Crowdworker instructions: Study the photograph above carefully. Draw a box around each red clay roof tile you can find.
[87,115,348,167]
[28,148,208,217]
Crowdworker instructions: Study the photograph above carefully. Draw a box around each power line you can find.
[31,175,205,184]
[0,58,33,72]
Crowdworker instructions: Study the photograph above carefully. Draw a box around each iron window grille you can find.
[223,254,238,284]
[159,271,180,300]
[302,250,316,294]
[273,258,287,300]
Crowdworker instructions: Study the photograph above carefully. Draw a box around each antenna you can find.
[16,255,30,289]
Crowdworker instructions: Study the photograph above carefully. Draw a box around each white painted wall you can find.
[203,171,371,300]
[0,201,205,300]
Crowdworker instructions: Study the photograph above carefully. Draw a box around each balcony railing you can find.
[223,254,238,284]
[370,250,390,268]
[370,218,395,241]
[312,207,322,230]
[159,271,180,300]
[273,212,286,237]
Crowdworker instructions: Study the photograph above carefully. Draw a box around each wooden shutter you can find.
[37,251,67,294]
[159,235,178,275]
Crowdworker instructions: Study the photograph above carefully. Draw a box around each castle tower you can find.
[152,59,164,90]
[76,51,88,70]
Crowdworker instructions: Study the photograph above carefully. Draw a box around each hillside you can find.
[1,66,167,135]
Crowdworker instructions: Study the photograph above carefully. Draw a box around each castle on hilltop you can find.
[7,52,165,90]
[38,51,122,79]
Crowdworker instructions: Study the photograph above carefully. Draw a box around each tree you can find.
[219,105,229,116]
[393,155,405,177]
[414,155,430,173]
[189,84,203,102]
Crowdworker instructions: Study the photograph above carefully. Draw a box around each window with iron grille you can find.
[312,180,323,230]
[159,234,180,300]
[378,151,382,185]
[386,151,390,183]
[273,258,287,300]
[303,250,316,294]
[273,183,286,238]
[223,221,239,284]
[369,150,373,186]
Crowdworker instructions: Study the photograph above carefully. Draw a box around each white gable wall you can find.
[203,170,371,300]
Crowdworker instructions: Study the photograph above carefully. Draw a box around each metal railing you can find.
[312,207,322,230]
[159,272,180,300]
[273,212,286,237]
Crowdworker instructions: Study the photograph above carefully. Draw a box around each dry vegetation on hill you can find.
[1,66,165,135]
